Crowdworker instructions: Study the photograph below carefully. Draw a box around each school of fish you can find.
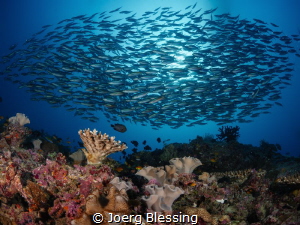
[1,4,300,129]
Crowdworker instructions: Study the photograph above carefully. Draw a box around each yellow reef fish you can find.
[115,167,124,172]
[188,182,197,187]
[136,166,143,170]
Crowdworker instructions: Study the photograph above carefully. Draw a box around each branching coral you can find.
[216,125,240,142]
[78,128,127,165]
[276,172,300,184]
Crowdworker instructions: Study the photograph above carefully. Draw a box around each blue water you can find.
[1,0,299,160]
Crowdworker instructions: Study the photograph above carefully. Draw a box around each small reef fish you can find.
[144,145,152,151]
[210,158,217,163]
[44,136,53,143]
[111,124,127,133]
[188,182,197,187]
[115,167,124,172]
[131,140,138,147]
[136,166,143,170]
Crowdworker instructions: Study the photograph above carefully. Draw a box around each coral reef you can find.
[1,114,300,224]
[78,128,127,165]
[0,142,114,224]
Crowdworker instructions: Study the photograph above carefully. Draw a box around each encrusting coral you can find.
[2,113,31,149]
[78,128,127,165]
[184,206,212,223]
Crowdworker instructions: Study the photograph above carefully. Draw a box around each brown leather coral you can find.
[72,185,130,225]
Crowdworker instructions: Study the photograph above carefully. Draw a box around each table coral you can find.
[78,128,127,165]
